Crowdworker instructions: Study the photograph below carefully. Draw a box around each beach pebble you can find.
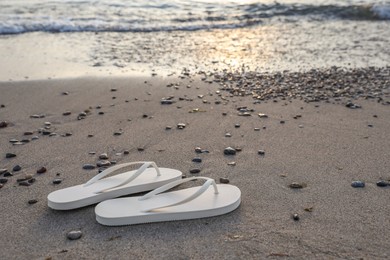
[9,139,19,143]
[195,147,203,153]
[292,213,300,221]
[24,131,33,135]
[220,178,230,184]
[88,134,94,138]
[6,153,16,158]
[228,162,236,166]
[111,88,117,92]
[63,111,71,116]
[0,121,9,128]
[28,199,38,205]
[280,120,285,124]
[137,147,145,152]
[0,169,8,174]
[376,180,388,187]
[99,153,109,160]
[0,178,8,184]
[53,179,62,185]
[346,102,361,109]
[235,124,240,128]
[165,126,172,130]
[123,150,130,155]
[3,171,12,177]
[113,131,122,136]
[98,111,104,115]
[32,136,39,140]
[67,230,83,240]
[13,165,22,172]
[192,158,202,163]
[224,147,236,155]
[258,150,265,155]
[97,160,111,167]
[254,128,260,131]
[289,182,306,189]
[351,181,365,188]
[0,184,3,189]
[83,164,96,170]
[62,91,69,95]
[258,113,268,118]
[189,168,201,174]
[19,181,31,187]
[225,133,232,137]
[161,99,174,105]
[177,123,186,129]
[37,167,47,174]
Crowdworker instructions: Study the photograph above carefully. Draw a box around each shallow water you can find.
[0,0,389,80]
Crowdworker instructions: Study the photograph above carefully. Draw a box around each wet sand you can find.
[0,74,390,259]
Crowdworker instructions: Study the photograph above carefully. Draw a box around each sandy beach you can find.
[0,71,389,259]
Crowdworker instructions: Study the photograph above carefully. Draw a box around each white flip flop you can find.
[95,177,241,226]
[48,161,182,210]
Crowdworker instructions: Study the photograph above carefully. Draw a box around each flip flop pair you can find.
[48,161,241,226]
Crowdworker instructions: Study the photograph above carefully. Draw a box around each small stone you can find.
[97,160,111,167]
[28,178,36,184]
[98,111,105,115]
[0,169,8,174]
[258,150,265,155]
[222,112,227,116]
[220,178,230,184]
[28,199,38,205]
[227,162,236,166]
[13,165,22,172]
[177,123,186,129]
[192,158,202,163]
[346,102,361,109]
[189,168,201,174]
[289,182,306,189]
[32,136,39,140]
[0,178,8,184]
[88,152,96,155]
[53,179,62,185]
[62,91,69,95]
[42,130,51,135]
[161,100,174,105]
[3,171,12,177]
[258,113,268,118]
[123,150,130,155]
[9,139,19,143]
[0,184,3,189]
[195,147,203,153]
[49,133,57,137]
[24,131,34,135]
[137,147,145,152]
[142,114,148,118]
[376,180,388,187]
[88,134,94,138]
[111,88,117,92]
[83,164,96,170]
[6,153,16,158]
[235,147,242,152]
[165,126,172,130]
[0,121,9,128]
[351,181,365,188]
[254,128,260,131]
[67,230,82,240]
[235,124,240,128]
[367,124,373,128]
[292,213,300,221]
[99,153,109,160]
[63,111,71,116]
[19,181,31,187]
[280,120,285,124]
[113,131,122,136]
[238,112,251,117]
[225,133,232,137]
[37,167,47,174]
[44,122,51,126]
[224,147,236,155]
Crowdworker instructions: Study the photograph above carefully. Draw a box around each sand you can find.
[0,76,389,259]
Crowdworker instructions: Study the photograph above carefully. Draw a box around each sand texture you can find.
[0,75,389,259]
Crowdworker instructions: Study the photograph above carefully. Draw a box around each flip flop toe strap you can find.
[139,177,219,212]
[83,161,161,193]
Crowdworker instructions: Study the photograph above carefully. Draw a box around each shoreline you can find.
[1,74,389,259]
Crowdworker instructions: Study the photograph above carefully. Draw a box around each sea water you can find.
[0,0,389,80]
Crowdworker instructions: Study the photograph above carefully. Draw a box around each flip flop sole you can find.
[95,184,241,226]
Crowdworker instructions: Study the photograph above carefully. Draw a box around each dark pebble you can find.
[367,124,373,127]
[123,150,129,155]
[161,100,174,105]
[351,181,365,188]
[28,199,38,205]
[88,134,94,138]
[220,178,230,184]
[53,179,62,185]
[0,169,8,175]
[3,171,13,177]
[224,147,236,155]
[111,88,117,92]
[289,182,306,189]
[195,147,203,153]
[83,164,96,170]
[0,104,4,108]
[113,132,122,136]
[292,213,300,221]
[142,114,148,118]
[6,153,16,158]
[0,178,8,184]
[234,124,240,128]
[28,178,36,184]
[24,131,34,135]
[0,121,9,128]
[37,167,47,174]
[165,126,172,130]
[98,111,105,115]
[280,120,285,124]
[346,102,361,109]
[376,180,388,187]
[192,157,202,163]
[13,165,22,172]
[137,147,145,152]
[67,230,83,240]
[42,130,51,135]
[19,181,31,187]
[189,168,201,174]
[97,160,111,167]
[63,111,71,116]
[258,150,265,155]
[0,184,3,189]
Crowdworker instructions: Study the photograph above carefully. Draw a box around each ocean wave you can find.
[0,2,389,35]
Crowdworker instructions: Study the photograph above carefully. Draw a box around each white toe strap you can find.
[83,161,161,193]
[139,177,219,212]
